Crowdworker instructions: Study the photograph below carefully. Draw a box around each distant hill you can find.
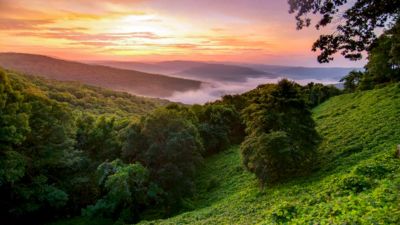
[92,60,274,82]
[241,63,360,81]
[92,60,360,83]
[0,53,202,98]
[90,60,205,75]
[175,63,274,82]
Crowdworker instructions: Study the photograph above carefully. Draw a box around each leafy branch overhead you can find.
[288,0,400,63]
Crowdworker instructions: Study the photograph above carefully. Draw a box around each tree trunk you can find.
[396,145,400,158]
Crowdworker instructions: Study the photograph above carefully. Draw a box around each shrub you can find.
[355,164,391,179]
[338,175,371,193]
[271,202,297,223]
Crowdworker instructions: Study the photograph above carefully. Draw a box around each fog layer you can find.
[168,77,337,104]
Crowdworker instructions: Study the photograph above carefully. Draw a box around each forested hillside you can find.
[138,83,400,225]
[5,70,169,118]
[0,53,202,98]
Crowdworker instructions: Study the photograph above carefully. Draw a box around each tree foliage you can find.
[301,82,341,107]
[83,159,152,223]
[241,80,320,187]
[340,20,400,92]
[288,0,400,63]
[192,103,243,155]
[122,104,204,211]
[0,70,30,152]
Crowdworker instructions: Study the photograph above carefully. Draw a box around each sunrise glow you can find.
[0,0,365,66]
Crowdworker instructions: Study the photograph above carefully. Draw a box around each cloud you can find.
[0,18,54,30]
[15,31,166,42]
[74,41,113,47]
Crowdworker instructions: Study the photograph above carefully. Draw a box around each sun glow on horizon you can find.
[0,0,366,67]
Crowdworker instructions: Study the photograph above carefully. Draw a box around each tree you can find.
[83,159,153,223]
[339,20,400,91]
[0,70,30,152]
[76,115,124,164]
[192,103,242,155]
[241,80,320,187]
[362,20,400,87]
[340,71,364,92]
[301,82,341,107]
[122,105,204,211]
[288,0,400,63]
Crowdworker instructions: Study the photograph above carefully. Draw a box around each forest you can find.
[0,67,341,224]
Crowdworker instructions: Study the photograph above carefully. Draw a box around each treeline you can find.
[0,68,340,224]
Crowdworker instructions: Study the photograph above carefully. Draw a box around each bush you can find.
[338,175,371,193]
[271,202,297,223]
[355,164,391,179]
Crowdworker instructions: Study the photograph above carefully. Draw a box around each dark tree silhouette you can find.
[288,0,400,63]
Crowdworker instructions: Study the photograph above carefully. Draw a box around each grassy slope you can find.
[139,84,400,224]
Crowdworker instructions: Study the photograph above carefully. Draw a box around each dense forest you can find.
[0,68,341,224]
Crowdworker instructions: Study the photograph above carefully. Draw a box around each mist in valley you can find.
[167,76,338,104]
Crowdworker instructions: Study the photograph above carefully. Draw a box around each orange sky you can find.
[0,0,366,67]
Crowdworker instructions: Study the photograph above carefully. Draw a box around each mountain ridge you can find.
[0,52,203,98]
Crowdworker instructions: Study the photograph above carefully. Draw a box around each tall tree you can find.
[288,0,400,63]
[241,80,320,187]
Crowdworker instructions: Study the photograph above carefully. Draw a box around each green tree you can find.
[83,159,153,223]
[76,115,124,164]
[0,70,30,152]
[122,105,204,211]
[339,20,400,91]
[241,80,320,187]
[301,82,341,107]
[193,104,242,155]
[340,71,364,93]
[288,0,400,63]
[362,20,400,88]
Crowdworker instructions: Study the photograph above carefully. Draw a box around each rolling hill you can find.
[243,64,360,81]
[89,60,205,75]
[137,84,400,224]
[175,63,274,82]
[0,53,202,98]
[92,60,360,83]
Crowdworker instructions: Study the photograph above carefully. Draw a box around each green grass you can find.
[138,84,400,225]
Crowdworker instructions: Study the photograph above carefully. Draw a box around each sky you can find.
[0,0,366,67]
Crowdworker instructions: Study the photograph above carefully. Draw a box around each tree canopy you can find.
[288,0,400,63]
[241,80,320,187]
